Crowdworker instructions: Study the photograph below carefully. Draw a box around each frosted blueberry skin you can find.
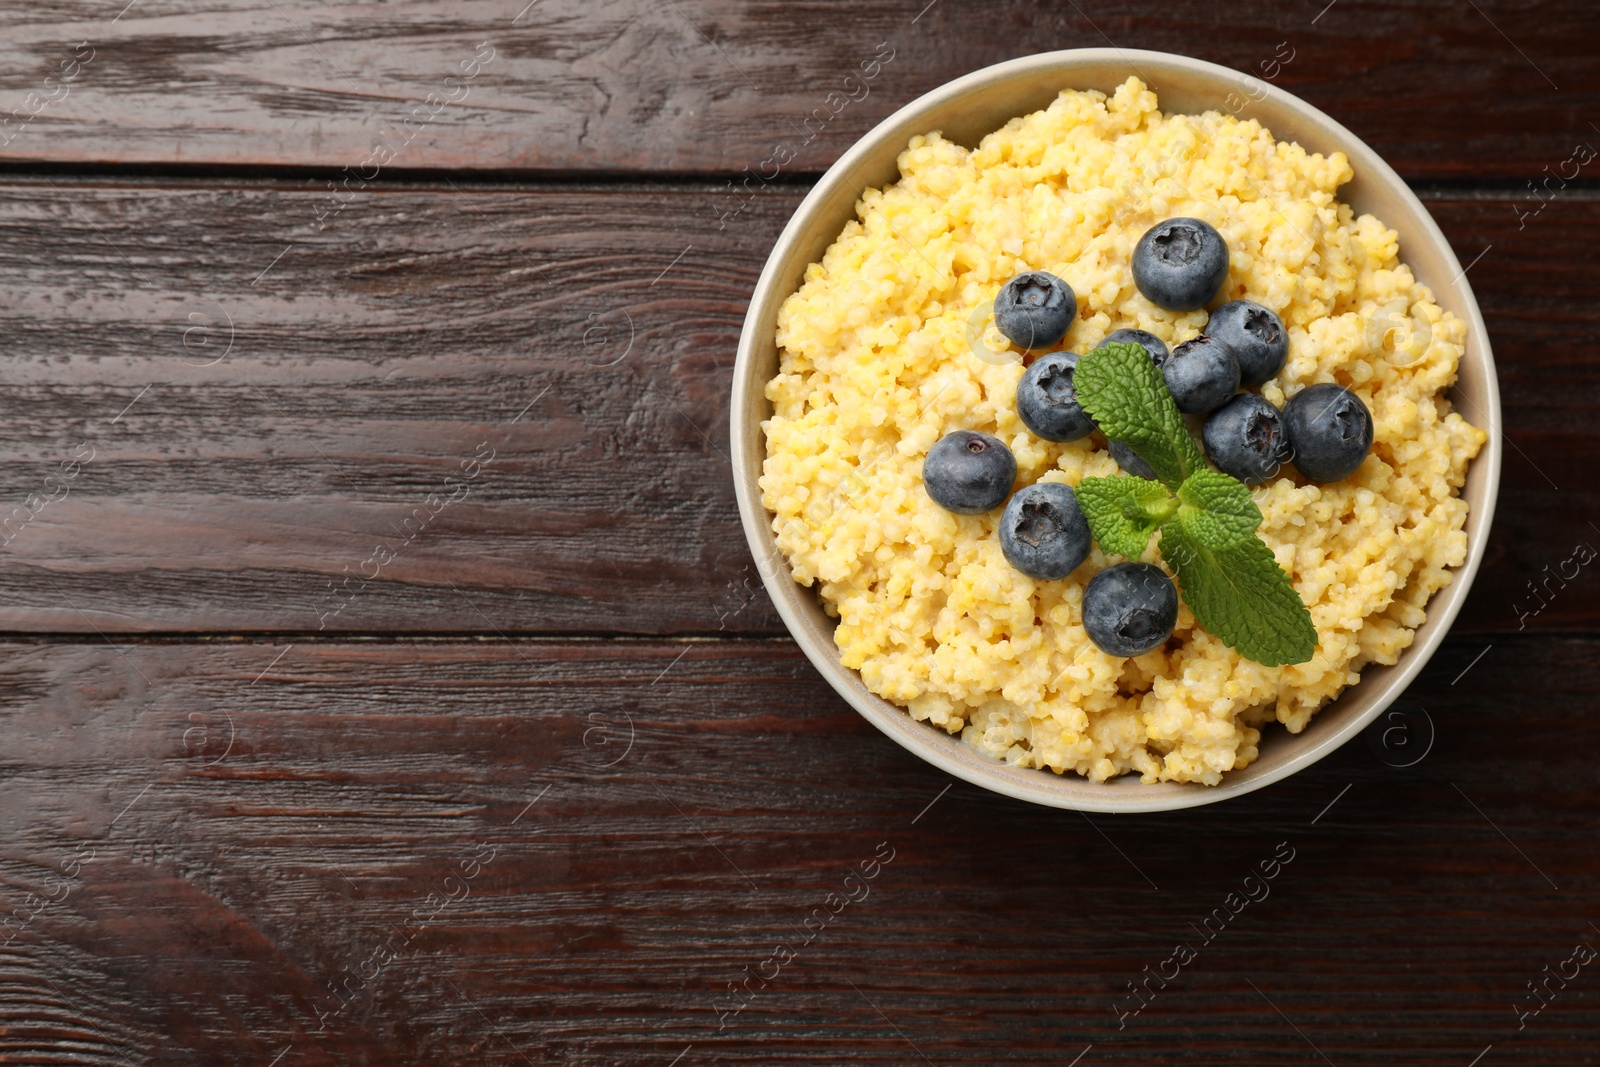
[1203,392,1291,485]
[1163,335,1241,414]
[921,430,1017,514]
[1108,440,1158,481]
[1282,383,1374,482]
[993,271,1077,350]
[1103,328,1171,368]
[1206,300,1288,386]
[998,481,1092,580]
[1132,217,1230,311]
[1082,562,1179,657]
[1016,352,1096,442]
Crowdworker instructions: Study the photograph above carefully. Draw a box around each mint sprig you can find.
[1175,469,1264,547]
[1159,520,1318,668]
[1074,474,1171,559]
[1073,343,1317,667]
[1074,342,1206,489]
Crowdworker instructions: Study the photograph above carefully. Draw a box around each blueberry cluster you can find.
[920,412,1175,656]
[1123,218,1372,484]
[921,431,1091,582]
[919,217,1376,658]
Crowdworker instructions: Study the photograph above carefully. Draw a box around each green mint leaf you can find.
[1176,469,1263,547]
[1072,342,1318,666]
[1159,515,1318,667]
[1075,475,1173,559]
[1074,341,1206,490]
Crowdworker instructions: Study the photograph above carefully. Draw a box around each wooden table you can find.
[0,2,1594,1063]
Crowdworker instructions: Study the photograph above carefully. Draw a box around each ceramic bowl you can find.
[729,49,1501,813]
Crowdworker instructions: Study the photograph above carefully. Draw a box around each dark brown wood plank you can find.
[0,180,1593,635]
[0,178,790,635]
[1445,190,1600,634]
[0,635,1595,1064]
[0,1,1595,179]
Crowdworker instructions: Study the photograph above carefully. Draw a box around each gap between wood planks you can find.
[0,163,1597,200]
[0,631,1577,647]
[0,631,801,645]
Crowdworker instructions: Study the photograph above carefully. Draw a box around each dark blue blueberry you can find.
[1082,562,1179,658]
[1132,217,1230,311]
[1108,440,1158,481]
[999,482,1092,580]
[1016,352,1095,442]
[993,271,1076,350]
[1103,328,1171,368]
[1282,383,1374,482]
[922,430,1016,514]
[1202,392,1290,485]
[1163,335,1241,414]
[1205,300,1288,386]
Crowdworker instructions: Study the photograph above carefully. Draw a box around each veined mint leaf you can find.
[1073,343,1316,666]
[1075,475,1173,559]
[1176,469,1263,547]
[1158,516,1317,667]
[1075,341,1205,490]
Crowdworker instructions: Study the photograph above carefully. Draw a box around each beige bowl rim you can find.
[729,48,1503,814]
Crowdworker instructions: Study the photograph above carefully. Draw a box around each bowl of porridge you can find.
[729,50,1501,813]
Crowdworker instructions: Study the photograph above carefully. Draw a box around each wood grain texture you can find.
[0,0,1595,178]
[0,180,1592,634]
[0,177,788,635]
[0,635,1594,1065]
[1,3,1594,1065]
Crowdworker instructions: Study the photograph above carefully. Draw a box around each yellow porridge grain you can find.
[759,77,1486,785]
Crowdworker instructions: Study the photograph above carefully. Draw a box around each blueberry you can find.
[1205,300,1288,386]
[999,482,1092,580]
[1282,383,1374,482]
[993,271,1076,350]
[1163,335,1241,414]
[1103,328,1171,368]
[1082,562,1179,658]
[1132,217,1230,311]
[1016,352,1095,442]
[1108,440,1158,481]
[1202,393,1290,485]
[922,430,1017,514]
